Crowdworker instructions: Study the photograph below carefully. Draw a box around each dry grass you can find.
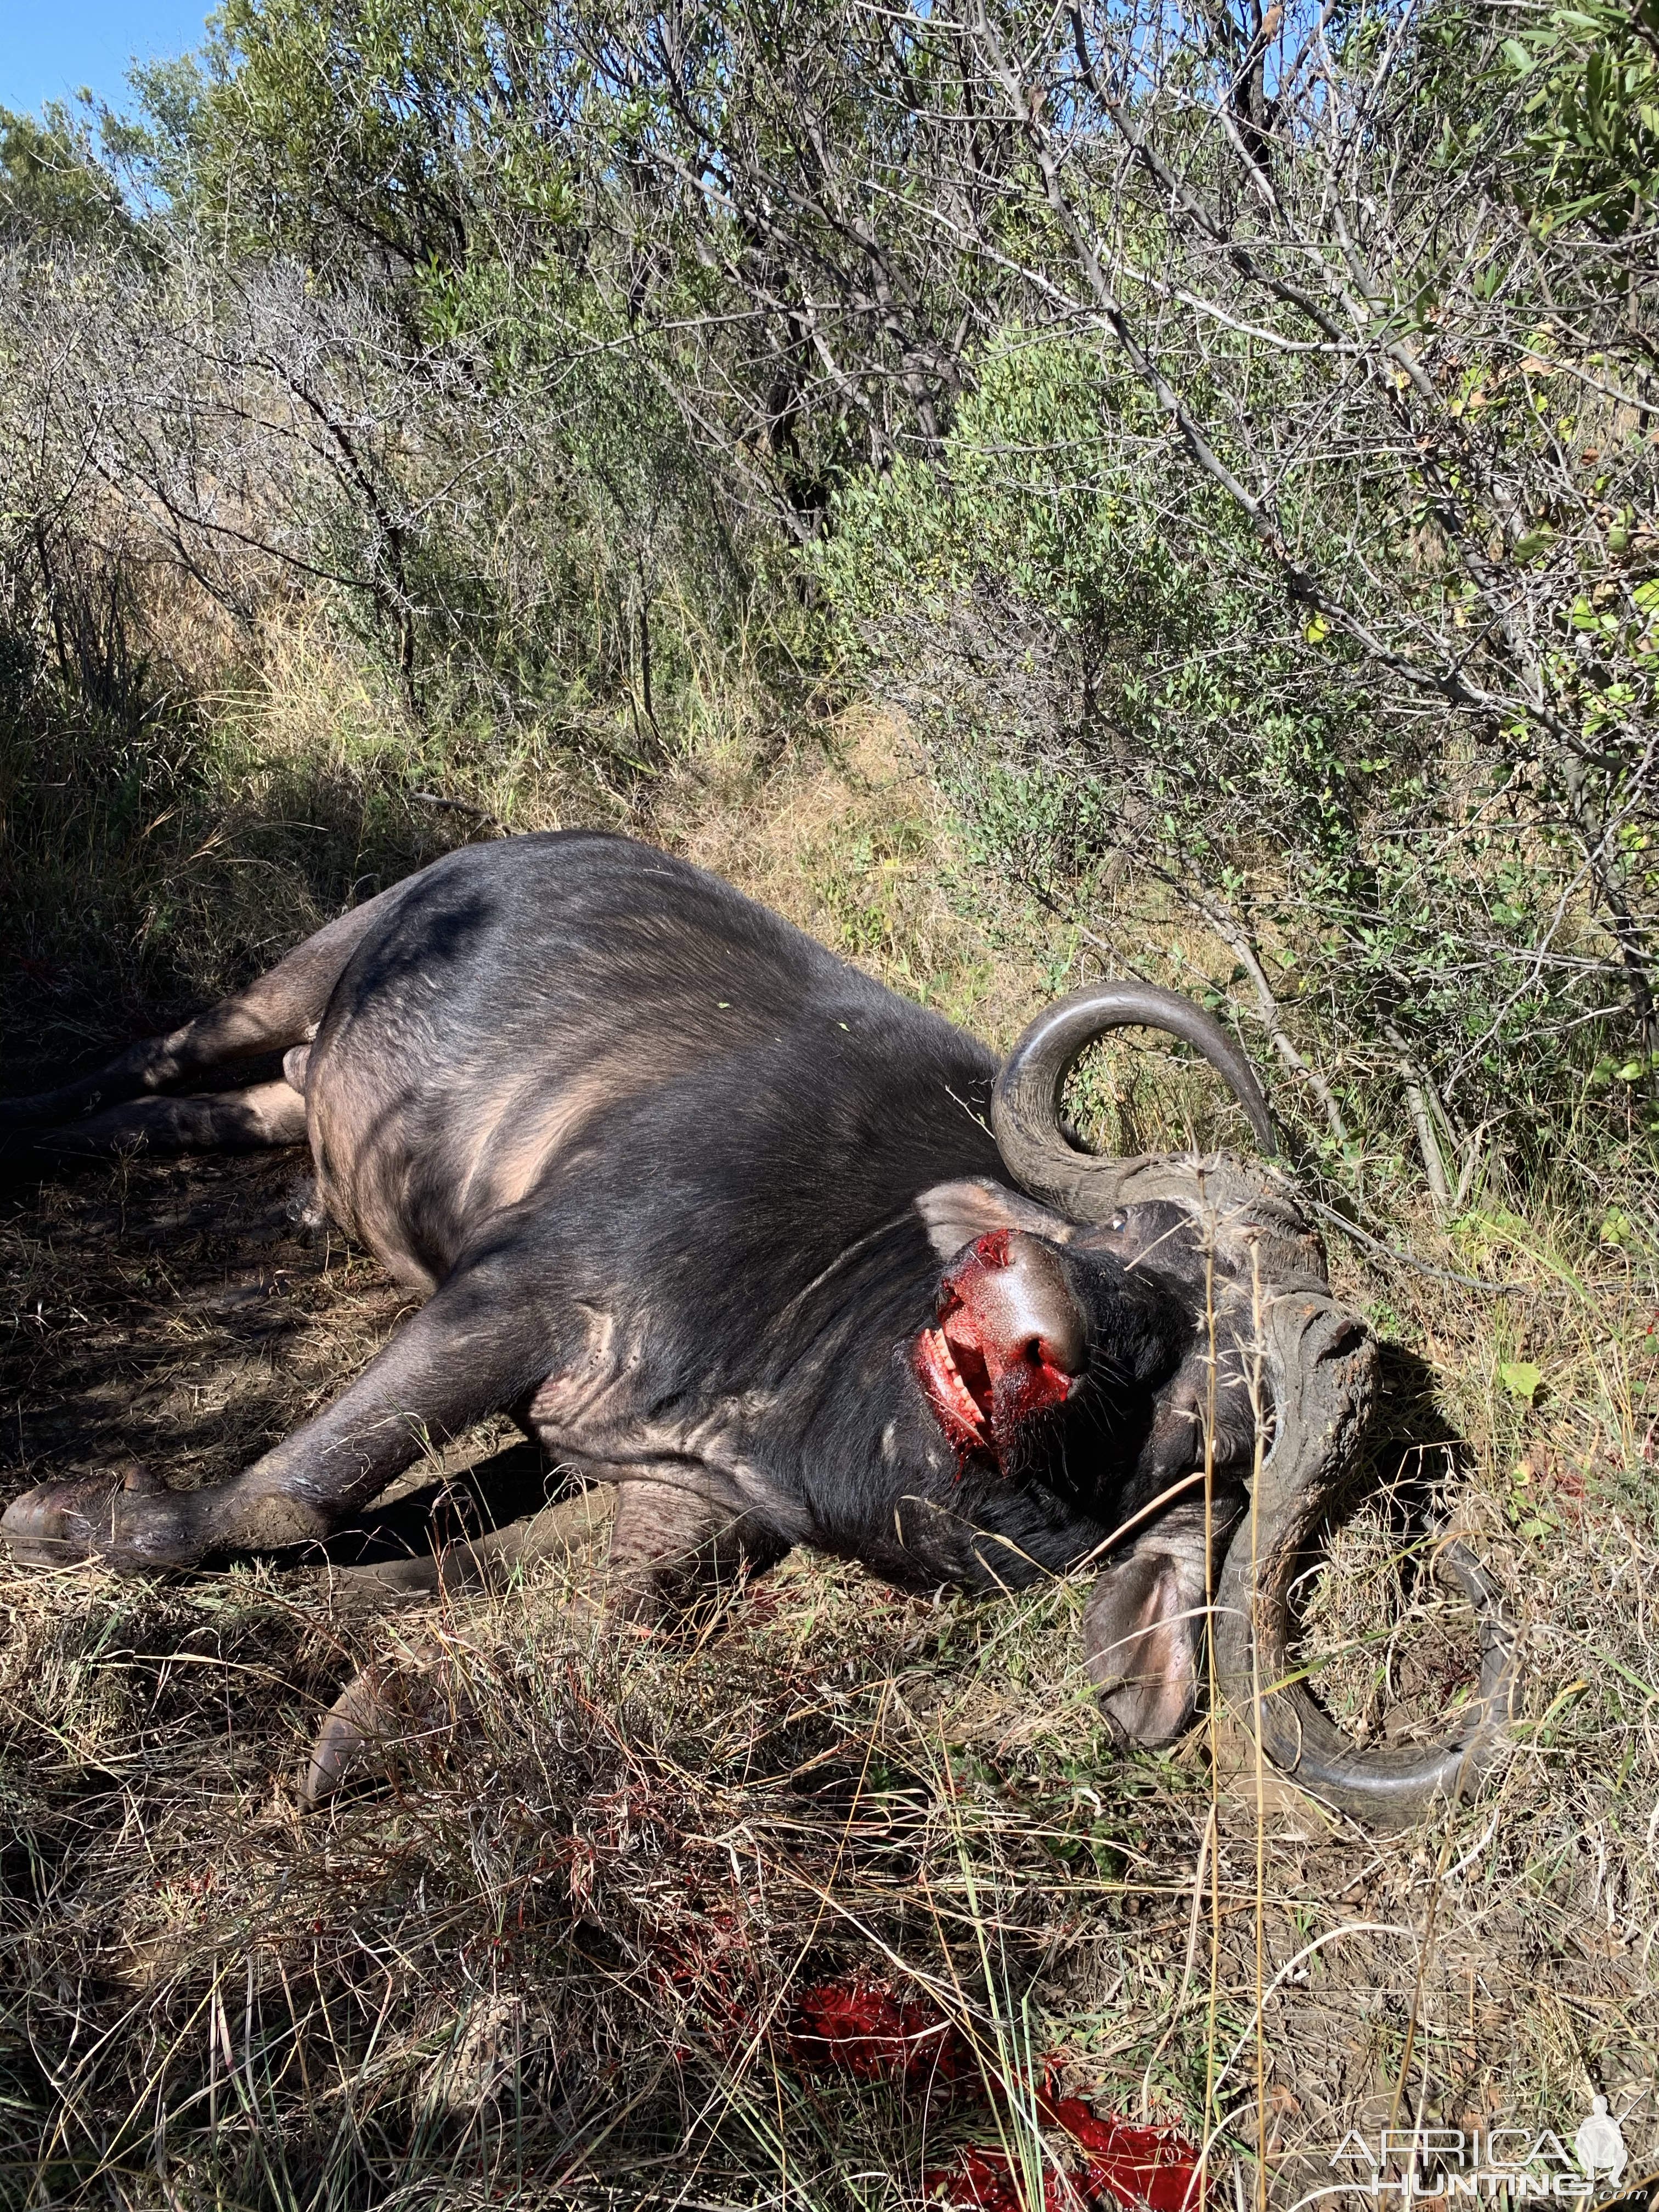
[4,707,1659,2212]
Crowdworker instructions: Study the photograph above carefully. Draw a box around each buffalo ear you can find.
[1082,1549,1204,1747]
[915,1176,1073,1260]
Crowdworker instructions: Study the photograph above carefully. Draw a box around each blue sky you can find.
[2,0,212,120]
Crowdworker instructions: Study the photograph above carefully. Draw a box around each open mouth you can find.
[915,1325,995,1455]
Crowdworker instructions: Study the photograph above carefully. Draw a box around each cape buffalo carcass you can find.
[0,832,1515,1821]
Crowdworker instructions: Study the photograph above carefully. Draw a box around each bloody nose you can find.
[936,1229,1086,1426]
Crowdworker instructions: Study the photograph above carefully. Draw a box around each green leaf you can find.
[1499,1360,1544,1403]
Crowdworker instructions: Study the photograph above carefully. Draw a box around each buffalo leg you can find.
[606,1474,790,1621]
[309,1473,786,1616]
[1,1260,550,1571]
[0,881,404,1136]
[300,1476,788,1809]
[24,1081,308,1159]
[300,1485,621,1807]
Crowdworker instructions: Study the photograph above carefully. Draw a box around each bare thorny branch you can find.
[4,0,1655,1183]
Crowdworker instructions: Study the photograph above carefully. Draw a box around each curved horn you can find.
[998,988,1517,1825]
[1213,1292,1519,1831]
[993,984,1277,1210]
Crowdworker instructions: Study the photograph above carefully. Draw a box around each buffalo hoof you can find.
[300,1645,464,1812]
[1,1463,202,1572]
